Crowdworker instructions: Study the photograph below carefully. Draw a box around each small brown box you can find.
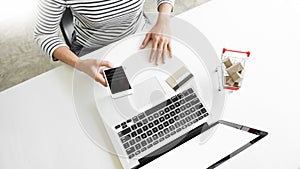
[223,57,233,68]
[231,72,243,83]
[225,76,235,86]
[226,62,244,75]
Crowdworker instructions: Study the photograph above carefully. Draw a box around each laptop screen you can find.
[141,123,257,169]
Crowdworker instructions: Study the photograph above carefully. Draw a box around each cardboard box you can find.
[223,57,233,68]
[231,72,243,83]
[226,62,244,75]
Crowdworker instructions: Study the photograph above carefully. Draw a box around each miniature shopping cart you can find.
[221,48,250,91]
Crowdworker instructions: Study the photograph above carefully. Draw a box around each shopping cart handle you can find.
[222,48,250,57]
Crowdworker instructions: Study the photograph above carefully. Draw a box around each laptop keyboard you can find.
[115,87,209,159]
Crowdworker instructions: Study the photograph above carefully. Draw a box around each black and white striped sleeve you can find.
[34,0,67,60]
[157,0,175,11]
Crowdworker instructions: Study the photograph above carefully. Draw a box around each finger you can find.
[150,41,158,62]
[162,43,168,64]
[95,74,107,87]
[167,42,172,58]
[156,40,165,65]
[140,33,151,49]
[99,60,113,68]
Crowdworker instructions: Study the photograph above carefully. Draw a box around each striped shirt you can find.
[34,0,174,59]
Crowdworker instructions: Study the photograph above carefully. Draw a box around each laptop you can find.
[97,70,267,169]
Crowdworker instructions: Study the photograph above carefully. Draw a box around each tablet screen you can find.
[142,123,257,169]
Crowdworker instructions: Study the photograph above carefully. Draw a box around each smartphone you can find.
[103,66,133,99]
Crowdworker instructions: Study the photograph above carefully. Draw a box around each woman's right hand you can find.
[75,59,113,86]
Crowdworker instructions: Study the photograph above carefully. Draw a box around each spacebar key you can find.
[145,99,172,116]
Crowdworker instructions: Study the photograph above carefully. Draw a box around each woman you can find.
[34,0,174,86]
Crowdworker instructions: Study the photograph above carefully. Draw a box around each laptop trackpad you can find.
[129,77,166,111]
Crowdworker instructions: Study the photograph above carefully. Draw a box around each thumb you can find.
[140,33,151,49]
[95,73,107,87]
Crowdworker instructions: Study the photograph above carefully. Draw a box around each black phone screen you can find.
[104,66,132,94]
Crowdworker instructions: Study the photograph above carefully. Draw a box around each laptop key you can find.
[169,118,175,124]
[148,122,154,128]
[165,134,170,139]
[147,144,153,149]
[164,107,170,113]
[137,128,142,134]
[153,141,159,145]
[131,131,137,138]
[121,135,131,143]
[200,108,207,114]
[148,115,154,121]
[152,127,158,133]
[169,125,175,131]
[170,111,175,117]
[159,137,164,142]
[142,126,148,131]
[188,88,194,94]
[123,142,130,149]
[132,116,139,122]
[142,119,148,124]
[175,108,180,114]
[175,122,181,128]
[164,128,170,134]
[180,99,186,104]
[141,140,147,146]
[191,98,200,105]
[147,130,153,136]
[129,139,135,146]
[146,137,153,143]
[164,114,170,119]
[195,103,203,110]
[129,154,135,159]
[153,119,159,125]
[174,115,180,121]
[182,90,189,96]
[170,131,176,135]
[158,131,164,137]
[137,122,143,127]
[152,134,158,140]
[180,105,186,111]
[141,133,147,139]
[115,125,120,130]
[126,147,135,155]
[190,107,196,113]
[159,110,164,116]
[138,113,145,120]
[163,121,169,127]
[131,124,137,130]
[171,96,178,102]
[170,104,175,110]
[135,150,141,155]
[135,143,141,150]
[175,102,180,107]
[135,136,141,142]
[119,127,131,136]
[159,117,165,122]
[141,147,147,152]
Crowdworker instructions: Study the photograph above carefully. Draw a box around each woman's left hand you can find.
[140,16,172,65]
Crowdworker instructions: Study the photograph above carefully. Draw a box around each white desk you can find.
[1,0,300,168]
